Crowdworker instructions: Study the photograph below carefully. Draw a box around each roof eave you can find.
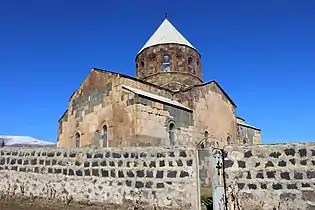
[135,43,200,61]
[237,122,261,131]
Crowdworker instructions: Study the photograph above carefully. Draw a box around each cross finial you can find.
[165,13,168,19]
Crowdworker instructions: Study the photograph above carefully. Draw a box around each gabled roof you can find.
[174,80,237,107]
[237,121,261,131]
[236,117,261,131]
[138,18,197,54]
[93,68,173,93]
[122,85,191,111]
[58,67,175,122]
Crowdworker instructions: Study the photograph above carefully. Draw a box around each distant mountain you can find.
[0,135,56,147]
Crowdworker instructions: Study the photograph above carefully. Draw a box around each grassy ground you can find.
[0,198,185,210]
[0,198,128,210]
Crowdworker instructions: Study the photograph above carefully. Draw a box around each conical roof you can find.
[138,18,196,54]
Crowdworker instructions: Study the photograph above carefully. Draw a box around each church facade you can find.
[57,18,261,148]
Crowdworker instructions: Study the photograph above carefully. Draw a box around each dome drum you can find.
[135,18,202,90]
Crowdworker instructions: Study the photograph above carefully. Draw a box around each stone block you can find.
[0,147,198,209]
[224,143,315,210]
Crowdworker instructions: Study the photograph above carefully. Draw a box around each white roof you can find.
[122,85,191,110]
[237,122,260,130]
[138,18,196,54]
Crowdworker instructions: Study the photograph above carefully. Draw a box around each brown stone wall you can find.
[224,143,315,210]
[136,44,202,90]
[58,69,189,148]
[58,110,68,145]
[59,70,118,148]
[144,72,202,91]
[58,68,238,149]
[174,82,238,148]
[120,91,194,147]
[238,124,262,145]
[0,147,199,209]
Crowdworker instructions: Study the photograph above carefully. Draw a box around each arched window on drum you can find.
[162,55,171,72]
[188,57,193,73]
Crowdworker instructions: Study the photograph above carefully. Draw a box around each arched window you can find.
[141,61,145,68]
[103,125,108,147]
[227,136,231,145]
[188,57,193,72]
[162,55,170,72]
[169,123,175,146]
[75,133,80,148]
[204,131,209,138]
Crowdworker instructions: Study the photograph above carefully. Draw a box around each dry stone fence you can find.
[223,143,315,210]
[0,147,199,209]
[0,142,314,210]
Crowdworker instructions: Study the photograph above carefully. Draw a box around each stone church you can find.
[57,18,262,148]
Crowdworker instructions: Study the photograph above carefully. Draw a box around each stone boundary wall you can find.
[0,147,198,209]
[223,143,315,210]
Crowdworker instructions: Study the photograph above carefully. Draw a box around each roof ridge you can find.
[93,68,174,93]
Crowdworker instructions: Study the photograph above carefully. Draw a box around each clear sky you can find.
[1,0,314,144]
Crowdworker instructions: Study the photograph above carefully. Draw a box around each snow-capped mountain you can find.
[0,135,56,147]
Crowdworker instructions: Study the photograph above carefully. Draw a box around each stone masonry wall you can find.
[122,93,194,147]
[136,44,202,80]
[0,147,198,209]
[223,143,315,210]
[59,67,197,149]
[237,124,262,145]
[59,69,175,148]
[136,43,202,91]
[174,82,238,148]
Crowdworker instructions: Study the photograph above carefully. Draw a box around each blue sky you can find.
[1,0,314,143]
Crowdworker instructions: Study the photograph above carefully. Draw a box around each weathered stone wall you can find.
[0,147,198,209]
[59,70,116,148]
[121,88,194,147]
[223,143,315,210]
[58,67,251,150]
[237,124,262,145]
[174,82,238,148]
[59,68,199,148]
[136,44,202,91]
[59,69,175,148]
[58,110,68,144]
[144,72,202,91]
[236,117,262,145]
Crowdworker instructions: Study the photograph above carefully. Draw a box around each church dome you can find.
[137,18,198,55]
[136,18,202,91]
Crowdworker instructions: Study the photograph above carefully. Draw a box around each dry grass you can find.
[0,197,186,210]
